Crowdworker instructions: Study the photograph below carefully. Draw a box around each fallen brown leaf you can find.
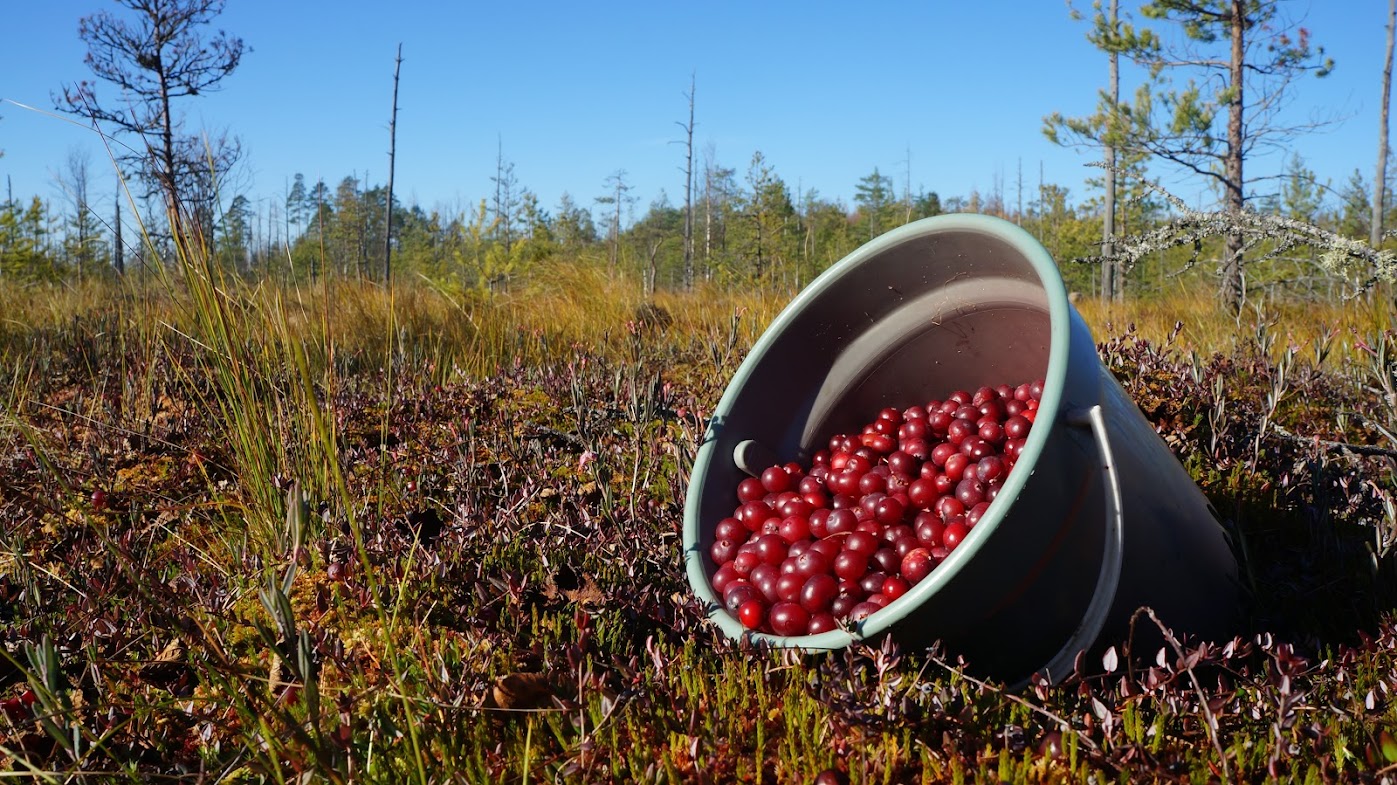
[488,672,557,710]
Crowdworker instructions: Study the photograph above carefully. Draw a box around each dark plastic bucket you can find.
[682,214,1239,684]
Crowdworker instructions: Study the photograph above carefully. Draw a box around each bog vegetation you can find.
[1,232,1396,781]
[3,0,1397,781]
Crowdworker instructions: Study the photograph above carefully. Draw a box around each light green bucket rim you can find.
[682,213,1073,649]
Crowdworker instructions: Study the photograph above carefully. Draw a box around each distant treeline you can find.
[0,153,1378,300]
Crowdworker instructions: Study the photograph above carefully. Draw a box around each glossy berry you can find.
[737,598,766,630]
[768,601,810,636]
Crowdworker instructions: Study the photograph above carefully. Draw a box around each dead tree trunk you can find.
[384,43,402,285]
[1221,0,1248,314]
[678,74,696,289]
[1103,0,1121,303]
[1375,0,1396,249]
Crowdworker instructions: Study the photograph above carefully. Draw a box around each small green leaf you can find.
[1380,730,1397,764]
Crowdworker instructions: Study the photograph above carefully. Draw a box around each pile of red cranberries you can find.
[709,380,1044,637]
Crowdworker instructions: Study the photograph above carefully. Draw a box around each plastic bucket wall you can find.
[682,214,1239,685]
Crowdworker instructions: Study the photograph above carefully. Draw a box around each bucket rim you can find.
[682,212,1073,649]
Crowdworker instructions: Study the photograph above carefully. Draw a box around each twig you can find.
[923,650,1100,753]
[1136,607,1232,782]
[1268,423,1397,459]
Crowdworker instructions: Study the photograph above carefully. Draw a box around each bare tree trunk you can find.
[904,144,913,224]
[1016,157,1023,224]
[646,238,661,297]
[679,74,696,289]
[1221,0,1247,314]
[384,43,403,285]
[703,157,713,264]
[1103,0,1121,303]
[1375,0,1396,249]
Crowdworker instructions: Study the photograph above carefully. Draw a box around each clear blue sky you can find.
[0,1,1386,228]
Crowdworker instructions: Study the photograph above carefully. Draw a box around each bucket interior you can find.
[686,217,1068,646]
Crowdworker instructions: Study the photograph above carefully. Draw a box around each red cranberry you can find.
[882,575,910,601]
[901,547,936,583]
[737,598,766,629]
[760,466,791,493]
[943,521,970,550]
[776,573,806,603]
[848,601,881,621]
[710,538,741,565]
[769,601,810,636]
[714,517,746,543]
[975,456,1006,484]
[859,570,888,595]
[737,477,765,503]
[724,582,759,613]
[1004,415,1031,440]
[800,573,839,613]
[833,550,869,581]
[872,546,901,574]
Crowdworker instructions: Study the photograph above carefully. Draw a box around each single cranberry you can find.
[943,453,970,482]
[857,471,887,495]
[1004,415,1031,440]
[778,515,811,543]
[956,478,986,508]
[936,495,965,521]
[859,570,888,596]
[833,550,869,581]
[712,563,741,593]
[915,513,945,547]
[737,477,766,503]
[768,602,810,636]
[943,520,970,550]
[872,547,901,574]
[760,466,791,494]
[723,582,759,613]
[826,509,857,535]
[714,517,746,543]
[907,478,937,510]
[776,572,806,603]
[844,530,880,556]
[976,456,1006,484]
[710,538,741,565]
[966,501,992,526]
[800,573,839,613]
[874,496,905,526]
[830,594,859,619]
[795,549,831,578]
[737,598,766,629]
[947,418,976,444]
[977,420,1005,445]
[901,547,936,584]
[882,575,911,601]
[848,601,882,621]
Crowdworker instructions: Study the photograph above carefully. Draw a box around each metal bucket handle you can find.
[1037,404,1125,682]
